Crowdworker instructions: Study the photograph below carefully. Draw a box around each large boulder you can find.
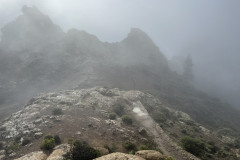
[47,144,70,160]
[135,150,165,160]
[14,151,47,160]
[94,152,144,160]
[46,149,65,160]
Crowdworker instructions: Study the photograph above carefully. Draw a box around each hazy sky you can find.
[0,0,240,107]
[0,0,239,58]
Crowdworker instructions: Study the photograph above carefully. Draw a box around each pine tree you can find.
[183,55,193,81]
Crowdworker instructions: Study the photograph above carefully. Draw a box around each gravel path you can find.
[132,101,199,160]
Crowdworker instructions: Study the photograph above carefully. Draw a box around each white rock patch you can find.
[133,102,148,116]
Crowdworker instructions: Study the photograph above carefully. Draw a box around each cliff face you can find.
[0,6,169,121]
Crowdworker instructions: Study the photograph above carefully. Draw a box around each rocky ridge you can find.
[0,87,199,160]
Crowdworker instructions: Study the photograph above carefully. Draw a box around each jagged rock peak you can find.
[123,28,153,43]
[0,5,63,49]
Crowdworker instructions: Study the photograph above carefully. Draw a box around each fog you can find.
[0,0,240,109]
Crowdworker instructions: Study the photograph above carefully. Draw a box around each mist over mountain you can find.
[0,4,240,160]
[0,5,239,132]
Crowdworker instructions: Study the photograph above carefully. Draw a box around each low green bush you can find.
[165,156,176,160]
[54,135,61,145]
[181,136,217,159]
[22,138,31,146]
[123,141,136,151]
[0,142,3,150]
[109,112,117,120]
[104,144,118,153]
[52,108,63,115]
[7,142,19,151]
[44,134,53,139]
[113,104,125,116]
[181,129,187,134]
[121,115,132,125]
[64,140,100,160]
[41,135,55,150]
[181,137,205,157]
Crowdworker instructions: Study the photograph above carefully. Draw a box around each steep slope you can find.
[0,87,199,160]
[0,88,239,160]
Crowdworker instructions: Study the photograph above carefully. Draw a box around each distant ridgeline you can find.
[0,6,240,135]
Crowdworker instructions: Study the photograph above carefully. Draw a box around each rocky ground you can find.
[0,87,200,160]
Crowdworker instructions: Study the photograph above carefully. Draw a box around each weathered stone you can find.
[53,144,70,152]
[75,131,81,135]
[33,119,42,124]
[14,151,47,160]
[94,152,145,160]
[0,150,5,155]
[34,132,43,139]
[46,149,65,160]
[135,150,164,160]
[9,152,16,158]
[0,155,5,160]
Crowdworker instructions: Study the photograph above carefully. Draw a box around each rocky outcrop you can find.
[14,151,47,160]
[95,152,144,160]
[46,149,65,160]
[135,150,164,160]
[0,87,200,160]
[46,144,70,160]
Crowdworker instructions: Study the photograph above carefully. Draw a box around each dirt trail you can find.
[132,101,199,160]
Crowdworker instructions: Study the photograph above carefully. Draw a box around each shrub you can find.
[41,135,55,150]
[0,142,3,150]
[113,104,124,116]
[54,135,61,145]
[123,141,136,151]
[165,156,176,160]
[22,138,31,146]
[152,111,166,123]
[68,138,74,145]
[139,145,148,150]
[65,140,100,160]
[41,138,55,150]
[44,135,53,139]
[121,115,132,125]
[109,112,117,120]
[7,142,19,151]
[181,137,205,158]
[181,129,187,134]
[139,139,157,150]
[52,108,63,115]
[104,144,118,153]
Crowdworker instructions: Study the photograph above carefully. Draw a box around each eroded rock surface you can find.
[14,151,47,160]
[135,150,164,160]
[1,87,198,160]
[95,152,145,160]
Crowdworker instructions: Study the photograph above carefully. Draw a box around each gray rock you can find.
[94,152,144,160]
[34,132,43,139]
[75,131,81,135]
[14,151,47,160]
[135,150,164,160]
[0,155,5,160]
[47,144,70,160]
[0,150,5,155]
[33,119,42,124]
[9,152,16,158]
